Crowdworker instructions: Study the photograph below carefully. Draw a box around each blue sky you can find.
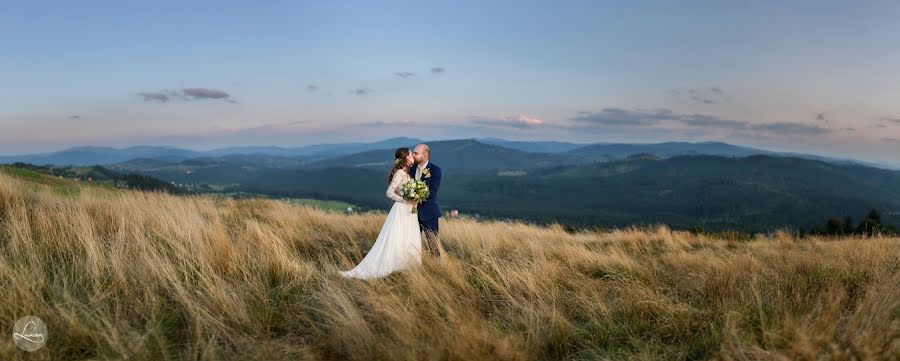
[2,0,900,165]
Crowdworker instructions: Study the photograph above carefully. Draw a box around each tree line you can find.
[804,209,898,237]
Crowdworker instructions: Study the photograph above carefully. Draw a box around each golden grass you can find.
[0,170,898,360]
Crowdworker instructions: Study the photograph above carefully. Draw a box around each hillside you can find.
[110,153,900,232]
[0,163,182,194]
[0,165,898,360]
[567,141,771,158]
[9,137,872,169]
[0,138,425,166]
[476,138,586,153]
[304,139,584,170]
[0,145,204,166]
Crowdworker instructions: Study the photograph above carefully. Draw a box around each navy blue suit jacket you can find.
[409,162,442,222]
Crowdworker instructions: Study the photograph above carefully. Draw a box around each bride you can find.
[339,148,422,279]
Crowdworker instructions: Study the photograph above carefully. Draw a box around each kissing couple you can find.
[339,143,444,279]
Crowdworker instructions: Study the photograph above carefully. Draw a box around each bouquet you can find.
[401,179,430,213]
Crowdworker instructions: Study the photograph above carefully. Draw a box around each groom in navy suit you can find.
[410,143,443,258]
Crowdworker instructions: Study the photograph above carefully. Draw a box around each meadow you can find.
[0,168,897,360]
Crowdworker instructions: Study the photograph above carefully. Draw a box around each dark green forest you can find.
[105,154,900,233]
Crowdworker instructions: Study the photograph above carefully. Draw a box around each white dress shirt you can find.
[415,160,429,180]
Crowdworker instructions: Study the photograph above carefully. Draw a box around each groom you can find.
[410,143,443,259]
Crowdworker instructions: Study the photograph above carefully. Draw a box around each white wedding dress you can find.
[339,169,422,279]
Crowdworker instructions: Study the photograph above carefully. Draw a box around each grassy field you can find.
[0,168,898,360]
[284,198,356,212]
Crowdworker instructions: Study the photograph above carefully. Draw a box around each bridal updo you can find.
[387,147,410,185]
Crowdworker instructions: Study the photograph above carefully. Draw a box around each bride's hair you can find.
[387,147,410,185]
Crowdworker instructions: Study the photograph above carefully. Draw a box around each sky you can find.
[2,0,900,166]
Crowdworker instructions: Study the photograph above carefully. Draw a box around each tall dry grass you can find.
[0,170,898,360]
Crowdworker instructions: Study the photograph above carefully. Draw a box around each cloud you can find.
[689,90,715,104]
[395,72,415,79]
[307,85,319,92]
[430,67,446,74]
[351,88,374,95]
[138,88,235,103]
[182,88,235,102]
[670,87,727,104]
[138,92,170,102]
[355,119,418,127]
[571,107,677,126]
[570,107,832,136]
[747,122,831,135]
[679,113,748,128]
[356,114,552,133]
[469,114,545,129]
[163,89,188,101]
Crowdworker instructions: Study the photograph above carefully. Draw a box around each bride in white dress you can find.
[339,148,422,279]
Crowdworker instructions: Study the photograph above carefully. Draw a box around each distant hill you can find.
[475,138,585,153]
[568,141,772,158]
[204,137,424,158]
[4,137,896,172]
[567,141,898,169]
[0,162,183,194]
[304,139,584,171]
[0,146,204,166]
[112,151,900,232]
[0,138,425,166]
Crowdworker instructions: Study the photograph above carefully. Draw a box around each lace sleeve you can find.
[385,169,407,203]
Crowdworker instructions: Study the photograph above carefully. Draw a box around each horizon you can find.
[4,136,899,170]
[3,1,900,165]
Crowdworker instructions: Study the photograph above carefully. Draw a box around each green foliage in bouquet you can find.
[402,179,430,213]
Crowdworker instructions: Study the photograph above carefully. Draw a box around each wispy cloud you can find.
[669,87,727,104]
[748,122,830,135]
[571,108,677,126]
[355,119,418,127]
[351,88,374,95]
[678,114,748,128]
[430,67,446,74]
[182,88,235,102]
[163,89,188,101]
[469,114,545,129]
[355,113,556,132]
[137,92,170,102]
[395,72,415,79]
[138,88,235,103]
[306,85,319,92]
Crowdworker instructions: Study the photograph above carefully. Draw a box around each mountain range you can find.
[2,137,891,170]
[100,152,900,232]
[5,137,900,232]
